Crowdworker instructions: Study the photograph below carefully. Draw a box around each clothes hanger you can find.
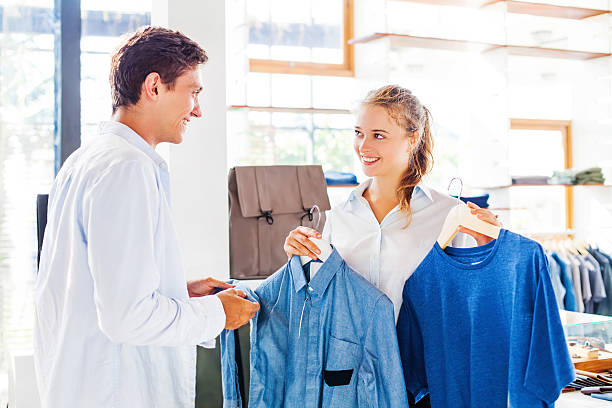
[300,204,333,266]
[437,177,501,250]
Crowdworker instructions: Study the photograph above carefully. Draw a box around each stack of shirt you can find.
[511,175,550,185]
[324,171,358,186]
[575,167,605,184]
[549,169,577,185]
[548,168,606,185]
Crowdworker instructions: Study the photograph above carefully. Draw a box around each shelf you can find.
[504,45,611,60]
[228,105,352,115]
[390,0,491,7]
[476,183,608,189]
[349,33,611,60]
[392,0,610,19]
[349,33,501,52]
[504,1,609,19]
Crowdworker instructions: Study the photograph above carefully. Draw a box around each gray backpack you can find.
[228,165,331,279]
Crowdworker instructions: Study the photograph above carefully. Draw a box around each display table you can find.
[557,391,611,407]
[558,311,612,406]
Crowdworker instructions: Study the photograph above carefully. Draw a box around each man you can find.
[34,27,259,407]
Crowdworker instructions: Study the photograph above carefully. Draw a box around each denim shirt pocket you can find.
[322,336,362,407]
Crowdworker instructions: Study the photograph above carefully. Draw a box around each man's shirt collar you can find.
[98,121,167,167]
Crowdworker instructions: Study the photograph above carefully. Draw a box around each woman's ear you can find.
[407,131,419,151]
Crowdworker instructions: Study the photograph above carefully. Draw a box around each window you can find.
[227,72,359,174]
[228,108,356,173]
[246,0,354,77]
[81,0,150,142]
[0,1,55,403]
[0,1,150,404]
[497,119,573,233]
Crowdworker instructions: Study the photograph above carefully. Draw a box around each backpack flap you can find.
[234,166,305,220]
[296,165,331,214]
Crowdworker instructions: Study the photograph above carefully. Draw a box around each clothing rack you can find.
[529,232,612,319]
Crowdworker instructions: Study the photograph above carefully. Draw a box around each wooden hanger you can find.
[437,178,501,250]
[299,237,333,265]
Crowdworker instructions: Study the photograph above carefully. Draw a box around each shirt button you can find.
[308,287,314,293]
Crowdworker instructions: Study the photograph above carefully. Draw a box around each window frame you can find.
[54,0,82,173]
[510,118,573,230]
[248,0,354,77]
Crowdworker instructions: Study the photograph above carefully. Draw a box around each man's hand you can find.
[187,277,234,297]
[216,288,260,330]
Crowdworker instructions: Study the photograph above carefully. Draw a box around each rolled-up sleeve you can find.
[82,160,225,346]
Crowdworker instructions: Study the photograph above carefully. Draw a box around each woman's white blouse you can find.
[322,179,472,320]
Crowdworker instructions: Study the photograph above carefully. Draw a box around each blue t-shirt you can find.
[397,229,575,408]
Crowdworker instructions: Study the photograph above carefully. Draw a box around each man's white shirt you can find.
[34,121,226,408]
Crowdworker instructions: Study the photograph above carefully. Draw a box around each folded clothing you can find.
[549,169,577,185]
[512,176,550,185]
[575,167,604,185]
[591,393,612,401]
[324,171,358,186]
[451,194,490,208]
[548,167,605,185]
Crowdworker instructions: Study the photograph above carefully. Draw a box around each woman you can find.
[284,85,501,318]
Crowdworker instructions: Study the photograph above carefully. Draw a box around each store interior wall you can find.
[153,0,230,281]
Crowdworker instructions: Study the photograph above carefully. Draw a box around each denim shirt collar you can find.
[289,248,344,294]
[98,121,167,167]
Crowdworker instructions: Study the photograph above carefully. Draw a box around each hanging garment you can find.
[592,248,612,316]
[565,254,585,313]
[582,253,606,314]
[545,251,566,309]
[576,255,593,313]
[551,252,578,311]
[220,249,409,408]
[397,229,574,408]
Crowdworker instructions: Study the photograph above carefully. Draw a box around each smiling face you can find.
[155,67,203,144]
[354,104,416,181]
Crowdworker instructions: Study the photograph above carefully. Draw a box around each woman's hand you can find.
[458,201,502,246]
[283,226,322,260]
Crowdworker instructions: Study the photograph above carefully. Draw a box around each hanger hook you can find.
[447,177,463,205]
[311,204,322,230]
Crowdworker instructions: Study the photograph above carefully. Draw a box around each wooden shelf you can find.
[392,0,610,19]
[349,33,611,60]
[391,0,491,7]
[228,105,352,115]
[505,1,609,19]
[349,33,502,52]
[476,184,608,189]
[504,45,611,60]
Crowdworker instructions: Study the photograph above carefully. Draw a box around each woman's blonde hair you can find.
[362,85,434,224]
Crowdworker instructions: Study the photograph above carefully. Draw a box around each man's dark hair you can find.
[110,26,208,113]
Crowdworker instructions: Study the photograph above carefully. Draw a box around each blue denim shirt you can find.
[220,249,409,407]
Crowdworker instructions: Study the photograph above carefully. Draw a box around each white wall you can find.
[571,56,612,248]
[153,0,230,280]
